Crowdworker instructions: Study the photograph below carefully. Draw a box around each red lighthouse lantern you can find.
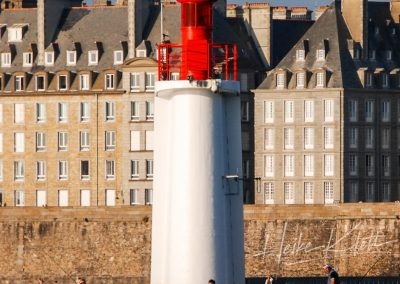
[178,0,215,80]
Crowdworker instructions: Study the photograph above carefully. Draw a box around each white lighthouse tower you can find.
[151,0,245,283]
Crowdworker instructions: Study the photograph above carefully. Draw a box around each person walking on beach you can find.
[323,264,340,284]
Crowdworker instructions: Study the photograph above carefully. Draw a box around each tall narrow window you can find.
[284,182,295,204]
[145,73,155,90]
[88,50,98,65]
[130,189,139,205]
[14,103,25,123]
[324,127,334,149]
[382,128,390,149]
[284,128,294,149]
[284,155,295,177]
[130,73,140,91]
[264,101,274,123]
[66,50,76,66]
[58,132,68,151]
[349,127,358,149]
[15,76,24,91]
[58,160,68,180]
[296,72,305,88]
[316,72,324,87]
[366,128,374,149]
[304,127,314,149]
[80,74,90,90]
[45,51,54,66]
[304,100,314,122]
[81,160,90,180]
[349,100,358,122]
[304,155,314,177]
[131,101,139,120]
[324,99,334,122]
[349,154,358,176]
[366,154,375,176]
[105,102,115,121]
[15,190,25,206]
[304,182,314,204]
[145,189,153,205]
[284,101,294,123]
[241,101,249,121]
[80,131,90,151]
[382,155,390,177]
[14,132,24,153]
[324,182,334,204]
[58,75,67,90]
[58,103,68,122]
[366,182,375,202]
[264,182,274,204]
[130,131,140,151]
[36,132,46,151]
[382,100,391,122]
[276,73,284,88]
[145,130,154,151]
[80,102,90,122]
[105,131,116,150]
[1,52,11,67]
[105,160,115,179]
[324,154,334,176]
[146,101,154,120]
[36,161,46,181]
[14,160,25,181]
[105,73,115,90]
[264,128,274,150]
[114,50,124,65]
[23,52,33,67]
[349,182,359,202]
[36,75,45,91]
[382,183,391,201]
[264,155,274,177]
[146,160,154,178]
[131,160,139,178]
[365,100,374,122]
[36,103,46,123]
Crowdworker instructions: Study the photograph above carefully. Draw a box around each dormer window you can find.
[276,73,285,88]
[23,52,33,67]
[316,49,325,60]
[45,51,54,66]
[15,75,25,91]
[105,73,115,90]
[88,50,98,65]
[386,50,392,61]
[1,52,11,67]
[66,50,76,66]
[79,74,90,90]
[296,72,305,88]
[369,49,376,60]
[296,49,305,61]
[58,75,68,90]
[114,50,123,65]
[35,75,46,91]
[7,24,28,42]
[316,71,325,88]
[136,50,147,57]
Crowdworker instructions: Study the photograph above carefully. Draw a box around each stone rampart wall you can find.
[0,203,398,283]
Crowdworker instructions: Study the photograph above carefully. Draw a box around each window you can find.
[36,103,46,123]
[324,127,334,149]
[382,183,391,201]
[145,73,155,90]
[105,160,115,179]
[1,53,11,67]
[349,100,358,122]
[349,127,358,149]
[366,72,373,87]
[316,72,324,87]
[105,73,115,90]
[130,189,139,205]
[80,131,90,151]
[304,100,314,122]
[241,101,249,121]
[146,160,154,178]
[14,160,25,181]
[105,102,115,121]
[366,154,375,176]
[284,182,295,204]
[105,131,116,150]
[276,73,284,88]
[296,72,305,88]
[146,101,154,120]
[264,128,274,150]
[382,100,390,122]
[243,159,249,179]
[131,160,139,178]
[14,132,24,153]
[88,50,98,65]
[386,50,393,61]
[8,25,25,42]
[145,189,153,205]
[296,49,305,61]
[81,189,91,206]
[36,132,46,151]
[349,182,359,202]
[304,155,314,177]
[324,182,334,204]
[131,101,139,120]
[366,128,374,149]
[130,73,140,91]
[80,74,90,90]
[14,103,25,123]
[284,128,294,149]
[304,182,314,204]
[349,154,358,176]
[284,155,295,177]
[382,128,390,149]
[45,51,54,66]
[242,132,250,151]
[284,101,294,123]
[366,182,375,202]
[264,101,274,123]
[382,73,389,88]
[369,49,376,60]
[59,190,69,207]
[130,131,140,151]
[36,161,46,181]
[80,102,90,122]
[114,50,124,65]
[324,99,334,122]
[170,72,180,80]
[15,76,24,91]
[304,127,314,149]
[365,100,374,122]
[264,182,274,204]
[58,132,68,151]
[66,50,76,66]
[36,75,45,91]
[264,155,274,177]
[324,154,334,176]
[23,52,33,67]
[15,190,25,207]
[81,160,90,180]
[105,189,116,206]
[58,75,67,90]
[145,131,154,151]
[58,160,68,180]
[316,49,325,60]
[382,155,390,177]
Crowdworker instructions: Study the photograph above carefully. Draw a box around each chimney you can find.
[128,0,136,58]
[341,0,368,59]
[391,0,400,23]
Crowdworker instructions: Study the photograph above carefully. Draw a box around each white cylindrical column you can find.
[151,80,244,284]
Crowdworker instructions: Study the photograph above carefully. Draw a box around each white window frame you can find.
[130,160,139,179]
[296,72,305,88]
[66,50,76,66]
[304,100,314,122]
[58,160,68,180]
[14,160,25,181]
[80,131,90,151]
[324,182,334,204]
[276,73,284,88]
[105,131,116,151]
[145,72,155,91]
[36,75,46,91]
[130,189,139,205]
[15,76,24,92]
[264,128,274,150]
[1,53,11,67]
[105,73,115,90]
[114,50,124,65]
[131,101,139,121]
[284,182,295,204]
[296,49,305,61]
[146,101,154,120]
[58,102,68,122]
[130,73,140,92]
[264,182,274,204]
[284,100,294,123]
[23,52,33,67]
[36,160,46,181]
[316,72,324,87]
[58,75,68,90]
[284,155,295,177]
[304,127,314,149]
[316,49,325,60]
[15,190,25,206]
[304,154,314,177]
[264,101,274,123]
[81,160,90,180]
[304,182,314,204]
[36,132,46,151]
[80,102,90,122]
[58,190,69,207]
[14,103,25,124]
[36,103,46,122]
[88,50,98,65]
[58,132,68,151]
[14,132,24,153]
[105,160,115,180]
[145,130,154,151]
[146,159,154,178]
[105,102,115,121]
[264,155,274,177]
[37,189,48,207]
[324,154,334,176]
[284,128,294,149]
[324,127,334,149]
[130,131,140,151]
[80,74,90,90]
[145,189,153,205]
[324,99,334,122]
[45,51,54,66]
